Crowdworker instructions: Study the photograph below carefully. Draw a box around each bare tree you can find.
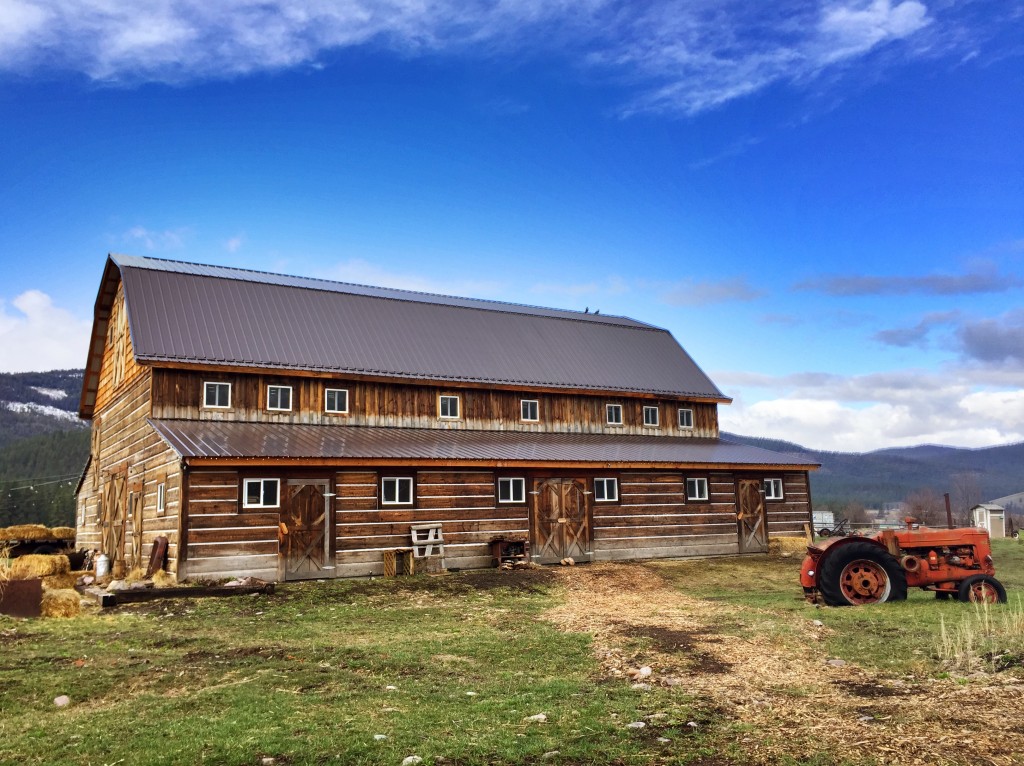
[950,472,982,525]
[844,500,868,525]
[904,488,945,526]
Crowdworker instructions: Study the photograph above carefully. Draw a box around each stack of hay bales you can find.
[768,536,811,555]
[6,554,81,618]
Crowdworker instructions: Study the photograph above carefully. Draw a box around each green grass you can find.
[654,538,1024,676]
[0,575,720,766]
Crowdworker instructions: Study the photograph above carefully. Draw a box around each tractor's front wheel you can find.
[818,541,908,606]
[957,575,1007,604]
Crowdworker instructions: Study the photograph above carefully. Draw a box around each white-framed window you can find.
[203,381,231,409]
[498,477,526,503]
[764,478,784,500]
[678,408,694,429]
[643,405,660,427]
[520,399,539,422]
[267,385,292,411]
[686,477,709,502]
[156,482,166,515]
[243,478,280,508]
[606,404,623,425]
[594,477,619,502]
[439,394,460,420]
[325,388,349,414]
[381,477,414,505]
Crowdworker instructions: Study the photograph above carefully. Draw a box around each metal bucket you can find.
[94,553,110,578]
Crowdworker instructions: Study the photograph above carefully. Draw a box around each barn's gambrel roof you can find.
[82,254,728,416]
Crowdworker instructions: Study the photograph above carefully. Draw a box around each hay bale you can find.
[10,554,70,580]
[50,527,76,541]
[772,536,810,554]
[42,571,78,590]
[0,524,52,542]
[40,588,81,618]
[125,567,149,584]
[152,569,177,588]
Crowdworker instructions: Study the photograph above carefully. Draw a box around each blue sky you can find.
[1,0,1022,451]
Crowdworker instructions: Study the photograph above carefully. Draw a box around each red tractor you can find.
[800,519,1007,606]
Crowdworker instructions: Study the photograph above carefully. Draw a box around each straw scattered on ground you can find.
[544,562,1024,766]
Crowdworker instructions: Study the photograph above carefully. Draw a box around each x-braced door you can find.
[737,479,768,553]
[280,480,330,580]
[531,478,591,564]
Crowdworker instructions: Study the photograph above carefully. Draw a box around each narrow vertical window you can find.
[678,408,694,429]
[606,404,623,425]
[643,405,659,427]
[204,382,231,408]
[156,482,166,515]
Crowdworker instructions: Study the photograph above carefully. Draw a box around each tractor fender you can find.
[800,536,888,589]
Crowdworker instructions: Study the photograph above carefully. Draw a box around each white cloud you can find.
[224,234,245,253]
[122,225,190,251]
[0,1,998,115]
[0,290,92,373]
[717,366,1024,451]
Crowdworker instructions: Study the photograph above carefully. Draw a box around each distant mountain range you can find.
[0,370,1020,528]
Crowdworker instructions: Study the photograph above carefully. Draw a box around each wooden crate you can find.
[383,548,415,577]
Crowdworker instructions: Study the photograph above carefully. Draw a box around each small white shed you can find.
[971,504,1005,538]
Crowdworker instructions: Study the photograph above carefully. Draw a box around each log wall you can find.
[150,370,719,437]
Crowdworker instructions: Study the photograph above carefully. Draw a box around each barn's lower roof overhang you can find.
[149,420,820,471]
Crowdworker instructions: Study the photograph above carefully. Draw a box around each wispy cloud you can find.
[0,1,1013,116]
[224,234,245,253]
[873,310,960,348]
[0,290,91,373]
[320,258,505,299]
[797,264,1023,296]
[660,276,764,306]
[122,225,190,251]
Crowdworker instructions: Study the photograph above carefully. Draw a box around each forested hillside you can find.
[0,370,88,526]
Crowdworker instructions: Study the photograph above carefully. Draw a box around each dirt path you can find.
[543,562,1024,765]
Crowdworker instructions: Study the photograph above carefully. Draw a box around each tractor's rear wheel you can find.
[818,541,908,606]
[957,575,1007,604]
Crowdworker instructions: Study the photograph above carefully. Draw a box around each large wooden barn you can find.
[75,254,818,581]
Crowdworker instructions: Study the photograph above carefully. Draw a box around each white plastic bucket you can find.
[95,553,110,578]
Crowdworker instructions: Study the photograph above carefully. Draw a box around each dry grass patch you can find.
[938,596,1024,674]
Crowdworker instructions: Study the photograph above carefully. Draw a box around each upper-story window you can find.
[764,478,784,500]
[267,385,292,411]
[243,478,280,508]
[678,408,694,429]
[204,381,231,409]
[498,477,526,503]
[325,388,349,414]
[686,477,709,501]
[520,399,539,422]
[643,405,660,427]
[439,394,460,420]
[606,404,623,426]
[382,477,414,505]
[594,477,619,502]
[156,482,166,515]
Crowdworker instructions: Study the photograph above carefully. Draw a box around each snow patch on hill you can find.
[3,401,80,422]
[31,386,69,400]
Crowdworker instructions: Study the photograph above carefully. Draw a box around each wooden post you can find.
[944,493,954,529]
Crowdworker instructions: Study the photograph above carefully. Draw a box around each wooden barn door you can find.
[280,480,330,580]
[531,478,591,564]
[100,473,127,569]
[737,479,768,553]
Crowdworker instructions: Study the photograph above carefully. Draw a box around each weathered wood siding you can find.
[179,469,281,581]
[765,472,812,537]
[76,369,182,575]
[333,470,528,577]
[92,284,146,415]
[591,471,739,561]
[150,370,719,437]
